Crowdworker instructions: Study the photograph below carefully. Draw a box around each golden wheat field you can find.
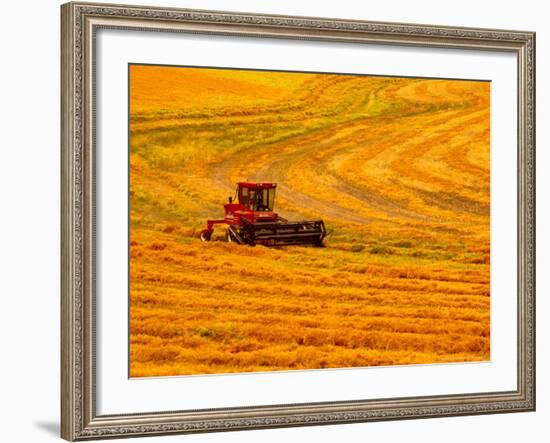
[129,64,490,377]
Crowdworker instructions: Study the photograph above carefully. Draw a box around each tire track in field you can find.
[298,82,490,222]
[206,78,440,224]
[210,81,488,225]
[206,78,391,224]
[209,121,376,224]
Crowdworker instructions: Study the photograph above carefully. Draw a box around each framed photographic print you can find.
[61,1,536,440]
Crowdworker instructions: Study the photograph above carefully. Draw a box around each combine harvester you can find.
[199,182,326,247]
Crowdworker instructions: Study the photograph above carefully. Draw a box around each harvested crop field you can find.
[129,65,490,377]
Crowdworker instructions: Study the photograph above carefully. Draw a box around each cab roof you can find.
[237,182,276,189]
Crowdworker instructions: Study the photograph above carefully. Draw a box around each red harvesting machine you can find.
[199,182,326,247]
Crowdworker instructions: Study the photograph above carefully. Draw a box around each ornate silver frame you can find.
[61,2,536,440]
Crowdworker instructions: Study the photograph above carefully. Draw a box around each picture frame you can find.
[61,1,536,440]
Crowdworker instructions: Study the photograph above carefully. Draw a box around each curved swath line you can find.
[292,127,442,223]
[278,109,486,223]
[132,74,360,124]
[443,124,490,179]
[385,112,489,205]
[254,124,434,223]
[207,79,392,224]
[213,125,407,223]
[138,77,394,139]
[398,112,489,181]
[207,79,436,223]
[208,77,489,224]
[129,76,377,141]
[285,82,489,222]
[325,113,490,220]
[210,125,377,225]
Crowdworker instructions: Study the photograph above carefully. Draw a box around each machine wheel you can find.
[199,229,212,242]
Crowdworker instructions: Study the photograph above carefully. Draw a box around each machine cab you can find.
[237,182,276,212]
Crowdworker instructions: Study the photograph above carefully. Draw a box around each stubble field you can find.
[129,65,490,377]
